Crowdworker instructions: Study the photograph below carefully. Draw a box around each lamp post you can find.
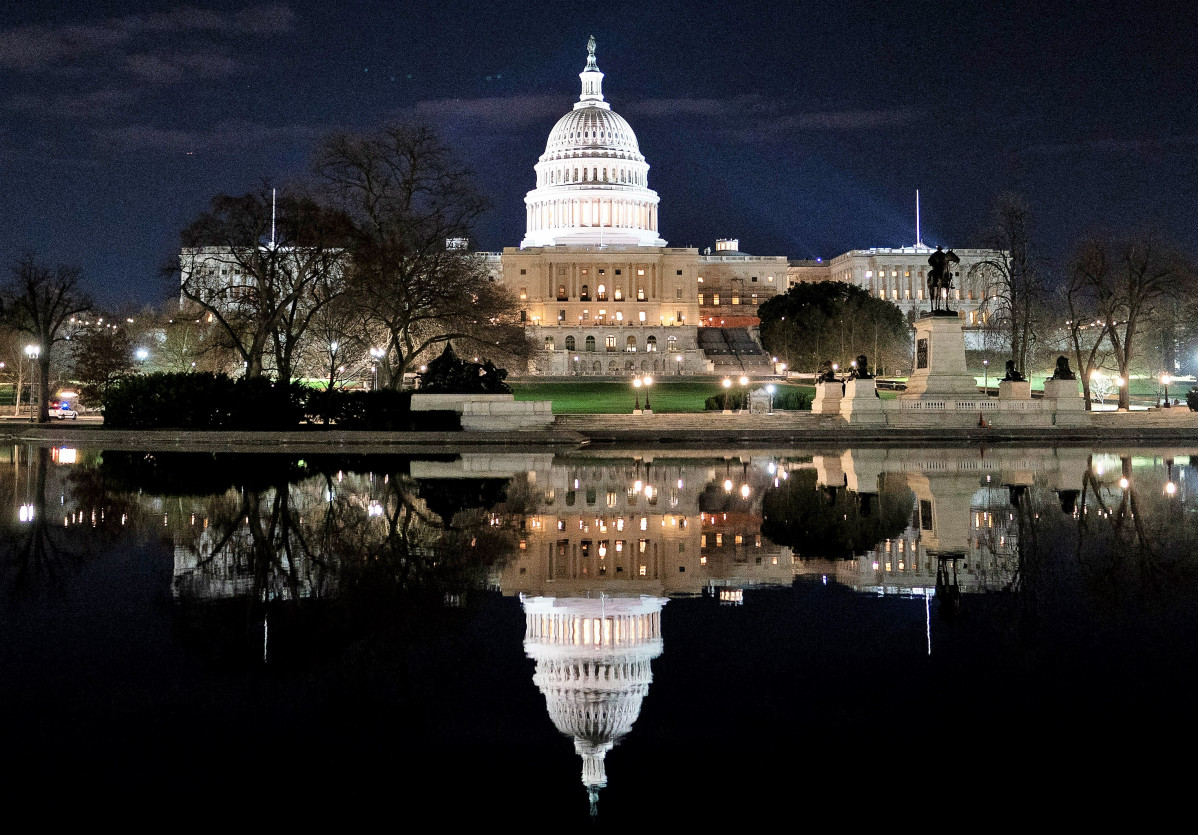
[766,383,776,414]
[633,376,642,414]
[1162,373,1172,407]
[675,354,683,375]
[722,377,732,414]
[370,347,384,389]
[983,359,989,396]
[643,374,653,413]
[738,375,749,413]
[24,344,40,422]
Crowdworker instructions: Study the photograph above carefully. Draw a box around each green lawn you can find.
[510,380,814,414]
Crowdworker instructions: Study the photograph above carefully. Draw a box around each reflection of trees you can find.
[0,450,95,591]
[163,460,522,668]
[1073,456,1198,617]
[760,471,913,558]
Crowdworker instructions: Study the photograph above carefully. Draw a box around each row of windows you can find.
[556,284,649,301]
[553,310,686,324]
[550,334,680,352]
[542,165,645,187]
[698,293,760,306]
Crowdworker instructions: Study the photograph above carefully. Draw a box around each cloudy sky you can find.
[1,0,1194,306]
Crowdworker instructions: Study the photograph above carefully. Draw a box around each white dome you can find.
[521,37,665,249]
[542,108,644,164]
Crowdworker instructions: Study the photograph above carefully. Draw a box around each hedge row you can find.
[704,387,811,411]
[102,373,458,431]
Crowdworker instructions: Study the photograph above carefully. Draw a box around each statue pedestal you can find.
[1043,378,1088,426]
[902,315,981,400]
[811,381,843,414]
[998,380,1031,400]
[841,378,885,424]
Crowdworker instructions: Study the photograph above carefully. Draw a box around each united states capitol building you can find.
[483,38,1002,376]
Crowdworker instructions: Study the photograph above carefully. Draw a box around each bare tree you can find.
[1063,245,1114,409]
[315,123,528,386]
[176,185,351,381]
[1076,232,1192,410]
[976,193,1045,373]
[0,254,92,423]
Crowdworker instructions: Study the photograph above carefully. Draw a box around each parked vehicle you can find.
[49,401,78,420]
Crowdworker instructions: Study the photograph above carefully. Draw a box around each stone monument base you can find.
[811,381,843,415]
[998,380,1031,400]
[902,314,983,400]
[840,378,885,425]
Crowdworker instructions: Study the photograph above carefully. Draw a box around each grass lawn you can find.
[510,380,814,414]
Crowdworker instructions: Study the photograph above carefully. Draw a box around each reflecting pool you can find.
[2,444,1197,825]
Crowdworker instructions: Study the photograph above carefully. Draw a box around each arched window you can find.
[583,169,589,182]
[625,360,635,372]
[544,336,555,351]
[565,335,576,351]
[585,335,597,352]
[580,284,590,301]
[646,335,658,352]
[626,335,637,352]
[667,335,678,352]
[574,168,579,181]
[557,285,568,300]
[603,168,608,181]
[592,360,601,372]
[596,284,607,301]
[608,360,618,373]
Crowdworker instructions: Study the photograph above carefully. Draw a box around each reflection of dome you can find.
[521,37,666,249]
[522,594,666,817]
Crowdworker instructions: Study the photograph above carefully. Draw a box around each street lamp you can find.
[983,359,989,395]
[135,347,149,362]
[24,344,40,422]
[1161,373,1172,407]
[738,375,749,413]
[766,383,776,414]
[643,374,653,413]
[722,377,733,414]
[633,376,643,414]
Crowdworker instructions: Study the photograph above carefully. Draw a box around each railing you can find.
[897,399,1041,412]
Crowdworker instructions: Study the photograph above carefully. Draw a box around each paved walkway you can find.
[4,408,1198,450]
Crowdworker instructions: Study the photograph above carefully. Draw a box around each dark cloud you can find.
[410,94,570,127]
[624,96,920,135]
[94,118,324,153]
[0,4,294,71]
[6,87,140,119]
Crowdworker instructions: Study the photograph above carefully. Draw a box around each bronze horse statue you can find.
[927,246,960,314]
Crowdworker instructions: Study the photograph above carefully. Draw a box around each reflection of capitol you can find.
[498,453,791,598]
[814,449,1089,596]
[522,594,664,815]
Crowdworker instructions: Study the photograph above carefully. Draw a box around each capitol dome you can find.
[521,37,666,248]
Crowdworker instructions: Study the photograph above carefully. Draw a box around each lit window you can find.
[638,311,646,322]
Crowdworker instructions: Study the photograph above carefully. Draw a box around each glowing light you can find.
[1119,477,1130,489]
[740,484,750,499]
[1166,482,1177,495]
[723,479,733,492]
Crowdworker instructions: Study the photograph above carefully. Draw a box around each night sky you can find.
[2,0,1195,307]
